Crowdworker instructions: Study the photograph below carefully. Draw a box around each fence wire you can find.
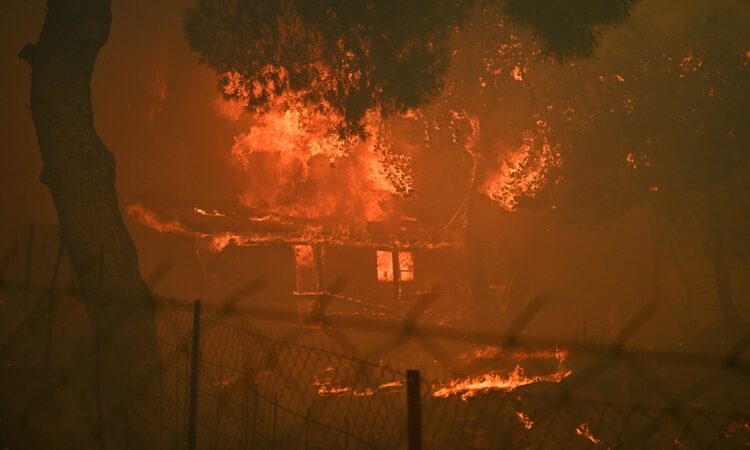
[0,222,749,449]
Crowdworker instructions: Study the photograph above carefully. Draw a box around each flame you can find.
[575,423,602,445]
[398,251,415,282]
[432,365,571,401]
[433,347,570,400]
[625,152,637,169]
[376,250,395,282]
[680,51,703,74]
[723,420,750,438]
[516,411,534,430]
[228,97,414,223]
[313,378,403,397]
[483,119,561,211]
[376,250,415,282]
[128,202,458,252]
[193,207,226,217]
[126,204,193,236]
[293,244,320,293]
[457,346,569,364]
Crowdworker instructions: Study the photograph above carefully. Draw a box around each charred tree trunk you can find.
[20,1,157,447]
[704,192,743,330]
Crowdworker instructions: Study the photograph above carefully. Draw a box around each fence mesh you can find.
[1,221,749,449]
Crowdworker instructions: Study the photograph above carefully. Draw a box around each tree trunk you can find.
[20,1,157,447]
[704,191,743,330]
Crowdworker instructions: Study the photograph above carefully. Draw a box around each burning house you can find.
[128,198,471,325]
[124,99,511,325]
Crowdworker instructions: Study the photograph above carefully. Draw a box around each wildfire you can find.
[483,119,561,211]
[457,345,569,364]
[225,81,415,224]
[723,420,750,438]
[313,378,404,397]
[193,207,226,217]
[575,423,602,445]
[516,411,534,430]
[126,204,192,236]
[432,365,571,401]
[376,250,415,282]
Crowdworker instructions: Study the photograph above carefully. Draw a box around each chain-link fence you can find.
[1,221,749,449]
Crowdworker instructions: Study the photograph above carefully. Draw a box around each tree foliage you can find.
[503,0,640,60]
[184,0,638,136]
[545,10,750,221]
[185,0,473,136]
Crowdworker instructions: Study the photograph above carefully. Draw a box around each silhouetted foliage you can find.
[503,0,640,60]
[548,10,750,221]
[537,9,750,327]
[185,0,474,136]
[184,0,638,136]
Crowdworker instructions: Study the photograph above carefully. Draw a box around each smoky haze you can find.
[1,0,748,345]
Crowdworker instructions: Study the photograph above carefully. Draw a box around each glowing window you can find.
[398,251,414,281]
[293,245,319,293]
[376,250,414,282]
[376,250,394,282]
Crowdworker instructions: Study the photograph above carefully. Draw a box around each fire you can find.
[516,411,534,430]
[193,207,225,217]
[376,250,395,282]
[293,245,320,293]
[625,152,637,169]
[398,251,415,282]
[575,423,602,445]
[313,378,404,397]
[225,82,414,224]
[376,250,415,282]
[432,365,571,401]
[433,346,570,400]
[126,204,193,236]
[483,119,562,211]
[457,345,569,364]
[680,51,703,74]
[723,420,750,438]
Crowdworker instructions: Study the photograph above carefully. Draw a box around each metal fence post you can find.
[406,369,422,450]
[188,300,202,450]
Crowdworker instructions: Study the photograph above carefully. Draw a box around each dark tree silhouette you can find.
[185,0,639,136]
[540,10,750,329]
[20,1,157,447]
[185,0,474,136]
[504,0,639,60]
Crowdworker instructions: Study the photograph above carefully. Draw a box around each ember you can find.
[516,411,534,430]
[575,422,602,445]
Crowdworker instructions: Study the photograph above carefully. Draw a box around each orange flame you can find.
[516,411,534,430]
[458,345,569,364]
[226,89,414,224]
[575,423,602,445]
[313,378,404,397]
[483,119,561,211]
[432,365,571,401]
